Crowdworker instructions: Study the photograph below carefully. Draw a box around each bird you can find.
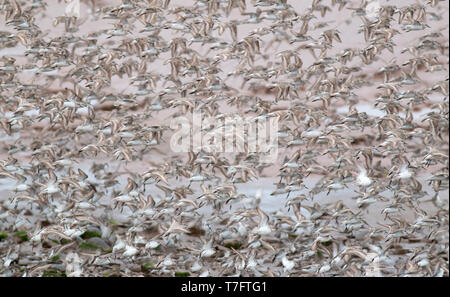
[0,0,447,278]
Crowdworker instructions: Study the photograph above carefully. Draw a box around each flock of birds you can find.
[0,0,448,277]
